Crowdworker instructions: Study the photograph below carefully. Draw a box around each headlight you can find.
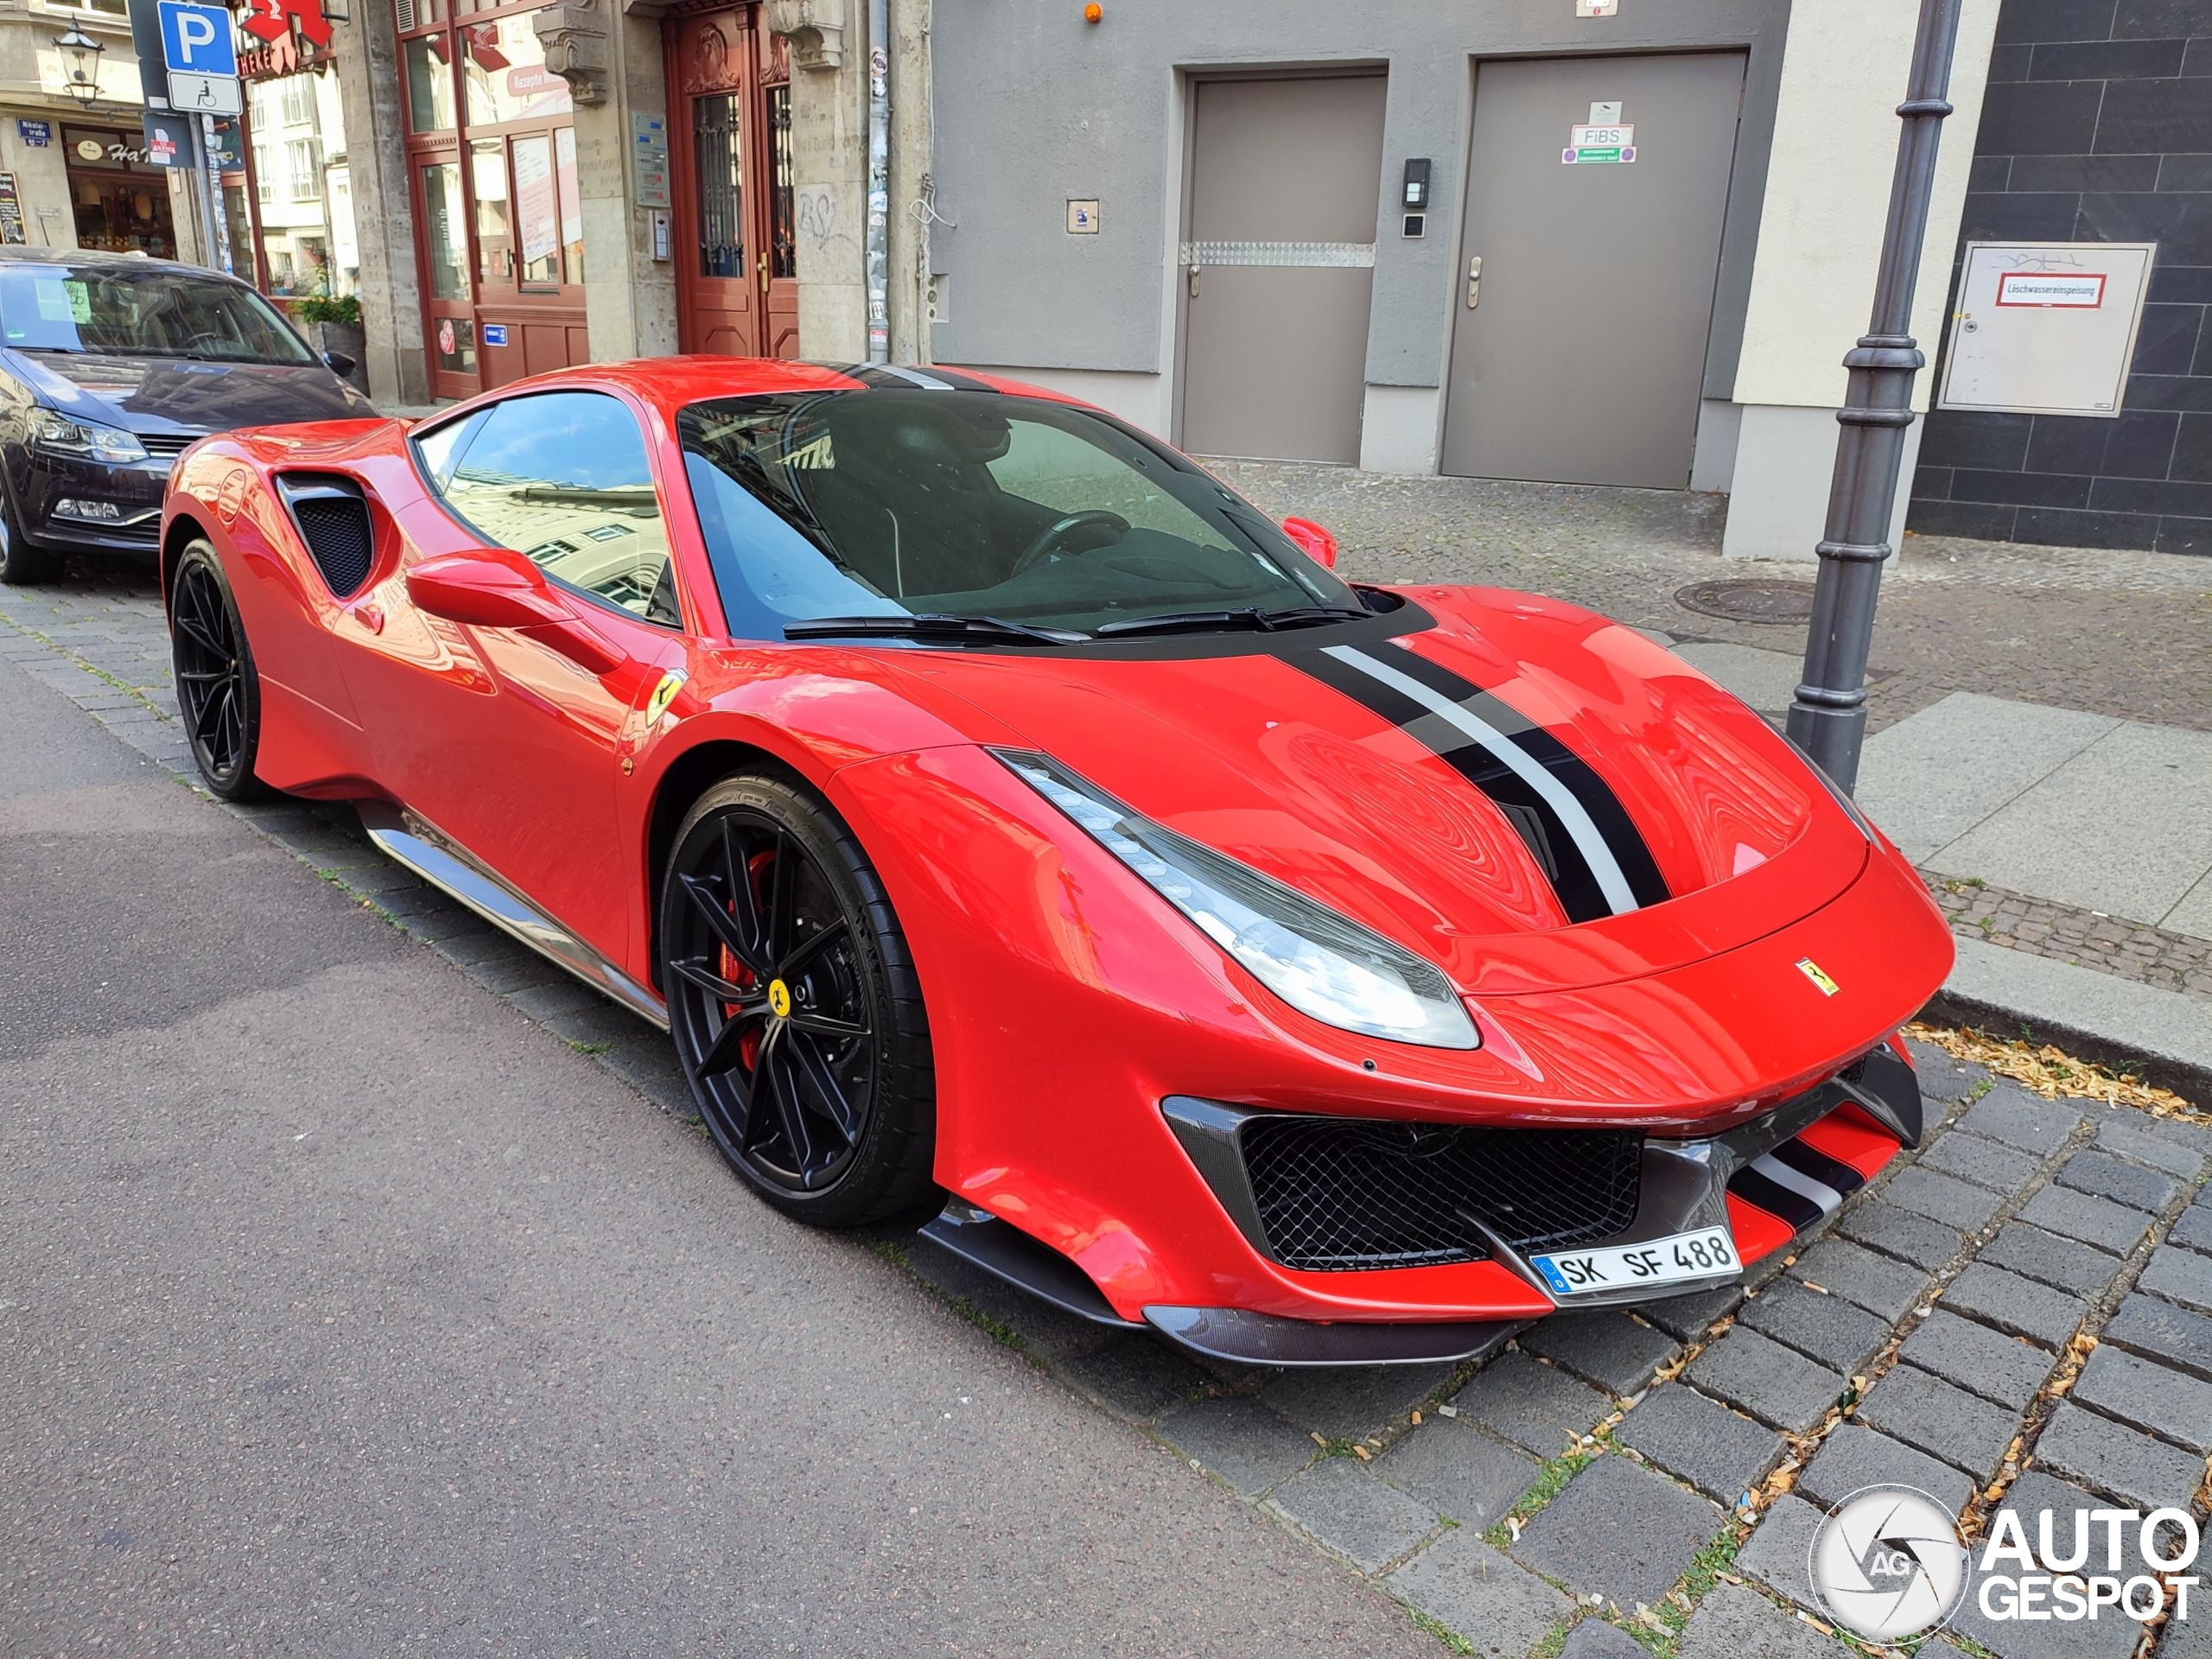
[996,749,1479,1050]
[31,411,149,464]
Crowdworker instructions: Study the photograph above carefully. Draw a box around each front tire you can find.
[169,541,269,800]
[660,774,938,1228]
[0,487,63,585]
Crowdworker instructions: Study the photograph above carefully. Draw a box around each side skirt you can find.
[358,800,669,1031]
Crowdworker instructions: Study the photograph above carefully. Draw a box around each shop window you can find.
[420,160,468,300]
[404,35,455,132]
[471,137,512,285]
[462,16,571,126]
[512,134,562,287]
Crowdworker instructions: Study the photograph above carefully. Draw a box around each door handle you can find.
[758,250,769,289]
[1188,259,1201,299]
[1466,255,1483,308]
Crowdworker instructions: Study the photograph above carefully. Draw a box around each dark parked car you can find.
[0,248,377,584]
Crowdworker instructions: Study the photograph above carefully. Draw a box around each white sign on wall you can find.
[1938,242,2157,418]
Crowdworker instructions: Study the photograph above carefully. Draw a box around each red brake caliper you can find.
[719,848,779,1072]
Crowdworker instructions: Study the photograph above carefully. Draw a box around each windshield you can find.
[677,390,1361,639]
[0,264,315,365]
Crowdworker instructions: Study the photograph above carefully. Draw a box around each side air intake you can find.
[276,474,375,599]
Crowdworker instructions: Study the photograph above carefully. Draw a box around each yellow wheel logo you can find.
[767,978,792,1018]
[1796,957,1841,997]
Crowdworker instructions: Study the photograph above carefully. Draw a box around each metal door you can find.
[1179,75,1387,464]
[1442,53,1745,488]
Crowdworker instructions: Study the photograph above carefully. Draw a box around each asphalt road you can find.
[0,652,1437,1657]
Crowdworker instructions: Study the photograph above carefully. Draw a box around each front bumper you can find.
[11,448,176,553]
[918,1046,1920,1367]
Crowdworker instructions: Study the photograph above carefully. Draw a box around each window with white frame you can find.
[286,137,323,200]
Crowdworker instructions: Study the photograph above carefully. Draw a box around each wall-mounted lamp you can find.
[54,26,105,109]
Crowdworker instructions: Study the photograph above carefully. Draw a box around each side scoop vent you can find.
[276,474,375,599]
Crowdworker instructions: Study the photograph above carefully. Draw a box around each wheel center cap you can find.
[766,979,792,1019]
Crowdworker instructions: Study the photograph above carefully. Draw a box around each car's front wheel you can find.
[0,487,63,585]
[660,774,938,1227]
[169,540,269,800]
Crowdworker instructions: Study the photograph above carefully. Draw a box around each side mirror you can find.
[324,350,359,378]
[1281,516,1338,569]
[405,549,626,674]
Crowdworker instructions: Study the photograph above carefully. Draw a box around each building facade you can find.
[0,0,200,261]
[1909,0,2212,556]
[920,0,2006,562]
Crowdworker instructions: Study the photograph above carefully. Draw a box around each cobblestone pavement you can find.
[1215,461,2212,737]
[5,558,2211,1655]
[1931,874,2212,1004]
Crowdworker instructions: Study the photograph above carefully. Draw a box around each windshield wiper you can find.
[1092,605,1368,639]
[783,613,1084,646]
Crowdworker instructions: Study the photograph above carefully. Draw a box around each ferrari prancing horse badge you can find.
[1796,957,1841,997]
[645,670,686,725]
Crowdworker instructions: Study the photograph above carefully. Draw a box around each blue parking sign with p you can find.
[157,0,238,77]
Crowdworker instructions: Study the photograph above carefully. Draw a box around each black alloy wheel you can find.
[661,775,937,1227]
[169,541,267,800]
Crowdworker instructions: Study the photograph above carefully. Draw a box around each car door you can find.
[346,388,689,969]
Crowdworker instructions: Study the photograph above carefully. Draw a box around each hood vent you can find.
[276,474,374,599]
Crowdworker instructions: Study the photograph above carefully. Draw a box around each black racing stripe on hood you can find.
[1355,640,1672,912]
[1287,645,1618,925]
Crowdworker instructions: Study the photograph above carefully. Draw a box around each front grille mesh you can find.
[1241,1116,1644,1273]
[291,493,374,597]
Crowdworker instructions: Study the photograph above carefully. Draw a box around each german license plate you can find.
[1530,1226,1738,1300]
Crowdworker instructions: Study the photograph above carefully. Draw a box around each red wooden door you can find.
[670,7,764,357]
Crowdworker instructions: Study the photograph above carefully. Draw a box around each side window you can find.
[431,391,679,626]
[412,410,480,490]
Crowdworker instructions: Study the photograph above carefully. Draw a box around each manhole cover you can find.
[1673,579,1818,624]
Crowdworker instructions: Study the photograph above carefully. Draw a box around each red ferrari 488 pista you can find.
[161,359,1953,1365]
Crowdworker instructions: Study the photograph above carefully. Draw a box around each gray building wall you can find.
[926,0,1790,454]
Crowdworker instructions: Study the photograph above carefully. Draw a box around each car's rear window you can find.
[0,264,315,365]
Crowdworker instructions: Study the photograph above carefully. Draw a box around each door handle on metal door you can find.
[1466,255,1483,308]
[1188,259,1201,298]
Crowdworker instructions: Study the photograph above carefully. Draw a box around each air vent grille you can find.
[1239,1116,1645,1273]
[277,474,375,599]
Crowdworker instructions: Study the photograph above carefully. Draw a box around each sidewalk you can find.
[1223,462,2212,1098]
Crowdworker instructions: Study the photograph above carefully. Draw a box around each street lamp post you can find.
[1785,0,1967,792]
[54,26,107,109]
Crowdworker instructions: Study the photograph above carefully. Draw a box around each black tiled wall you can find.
[1908,0,2212,556]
